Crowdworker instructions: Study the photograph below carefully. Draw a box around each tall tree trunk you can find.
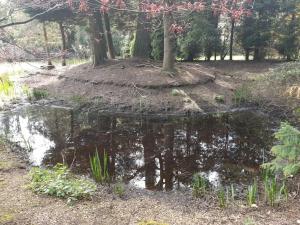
[132,1,151,59]
[229,19,235,61]
[89,11,107,67]
[103,12,115,59]
[162,6,175,72]
[58,21,67,66]
[245,48,250,61]
[42,22,53,68]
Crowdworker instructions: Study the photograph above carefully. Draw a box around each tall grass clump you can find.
[233,84,252,105]
[217,187,227,208]
[246,180,258,206]
[192,174,209,197]
[262,170,288,207]
[29,164,96,202]
[90,149,109,184]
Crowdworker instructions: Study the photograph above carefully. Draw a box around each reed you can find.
[90,149,109,184]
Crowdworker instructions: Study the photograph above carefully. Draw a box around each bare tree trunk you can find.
[229,19,235,61]
[103,12,115,59]
[42,22,54,69]
[162,6,175,72]
[132,1,151,59]
[89,11,107,67]
[245,49,250,61]
[58,21,67,66]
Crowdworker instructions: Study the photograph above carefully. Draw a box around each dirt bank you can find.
[19,60,283,115]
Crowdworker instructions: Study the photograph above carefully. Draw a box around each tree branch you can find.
[0,3,64,29]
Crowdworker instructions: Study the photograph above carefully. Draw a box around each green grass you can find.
[192,174,209,197]
[29,164,96,201]
[217,187,227,208]
[32,89,48,100]
[90,150,110,184]
[233,84,252,105]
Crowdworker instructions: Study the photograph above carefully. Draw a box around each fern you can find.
[262,122,300,177]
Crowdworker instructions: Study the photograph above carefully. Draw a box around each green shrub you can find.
[29,164,96,201]
[90,150,110,184]
[192,174,209,197]
[262,122,300,177]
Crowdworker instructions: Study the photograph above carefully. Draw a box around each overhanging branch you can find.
[0,3,64,29]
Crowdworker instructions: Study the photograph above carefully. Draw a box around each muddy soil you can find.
[1,143,300,225]
[20,60,283,115]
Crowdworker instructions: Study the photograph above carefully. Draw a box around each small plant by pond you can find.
[192,174,209,197]
[246,180,258,206]
[113,182,125,198]
[32,89,49,100]
[90,150,110,184]
[262,122,300,177]
[263,175,288,207]
[29,164,96,201]
[23,87,49,101]
[0,76,14,96]
[233,84,252,105]
[217,187,227,208]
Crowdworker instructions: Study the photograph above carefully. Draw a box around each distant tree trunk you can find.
[132,1,151,59]
[245,48,250,61]
[229,18,235,61]
[103,12,115,59]
[42,22,53,68]
[58,21,67,66]
[162,5,175,72]
[89,11,107,67]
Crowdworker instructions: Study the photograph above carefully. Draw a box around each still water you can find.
[0,106,276,191]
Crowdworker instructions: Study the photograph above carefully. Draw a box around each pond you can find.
[0,106,277,191]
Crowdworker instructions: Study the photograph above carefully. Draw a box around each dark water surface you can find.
[0,106,276,190]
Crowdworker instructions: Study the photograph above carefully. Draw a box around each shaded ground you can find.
[19,59,283,114]
[1,142,300,225]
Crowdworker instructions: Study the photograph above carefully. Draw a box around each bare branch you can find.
[0,3,64,29]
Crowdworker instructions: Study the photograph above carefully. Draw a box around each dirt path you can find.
[1,142,300,225]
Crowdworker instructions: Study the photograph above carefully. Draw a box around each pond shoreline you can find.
[1,139,300,225]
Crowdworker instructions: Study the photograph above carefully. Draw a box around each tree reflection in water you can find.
[0,106,275,190]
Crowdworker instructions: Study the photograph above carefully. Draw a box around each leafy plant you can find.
[90,149,110,184]
[29,164,96,201]
[247,181,258,206]
[113,183,125,197]
[262,122,300,177]
[192,174,209,197]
